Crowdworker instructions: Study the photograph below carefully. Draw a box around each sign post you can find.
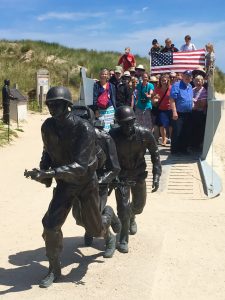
[36,69,50,104]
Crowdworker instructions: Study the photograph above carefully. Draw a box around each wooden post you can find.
[39,86,43,112]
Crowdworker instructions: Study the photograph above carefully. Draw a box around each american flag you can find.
[150,49,205,74]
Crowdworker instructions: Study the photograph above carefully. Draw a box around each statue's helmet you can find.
[114,106,136,123]
[46,86,73,105]
[4,79,10,85]
[72,105,95,124]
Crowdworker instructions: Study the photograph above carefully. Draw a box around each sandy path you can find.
[0,111,225,300]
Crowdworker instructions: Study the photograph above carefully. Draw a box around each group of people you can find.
[93,35,215,154]
[92,66,208,153]
[25,86,161,288]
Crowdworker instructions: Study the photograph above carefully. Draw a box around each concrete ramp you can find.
[146,149,207,200]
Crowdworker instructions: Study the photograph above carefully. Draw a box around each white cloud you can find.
[37,11,105,21]
[142,7,149,11]
[0,20,224,72]
[115,9,125,15]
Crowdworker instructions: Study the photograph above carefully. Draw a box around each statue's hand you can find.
[152,175,160,193]
[24,168,55,183]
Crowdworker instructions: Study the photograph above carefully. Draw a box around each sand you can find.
[0,106,224,300]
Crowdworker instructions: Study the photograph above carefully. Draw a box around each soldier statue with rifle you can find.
[109,106,162,253]
[24,86,120,288]
[72,105,121,257]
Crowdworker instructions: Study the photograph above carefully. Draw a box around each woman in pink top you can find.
[152,74,172,146]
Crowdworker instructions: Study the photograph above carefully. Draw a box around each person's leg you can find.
[130,179,147,235]
[3,103,9,124]
[168,126,172,140]
[171,117,183,153]
[160,126,167,146]
[115,185,131,253]
[99,184,109,213]
[190,110,199,148]
[78,175,119,258]
[182,112,192,152]
[175,113,186,153]
[41,183,74,288]
[74,183,107,247]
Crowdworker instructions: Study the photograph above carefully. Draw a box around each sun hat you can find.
[192,67,206,78]
[149,76,158,82]
[129,67,136,72]
[135,64,145,70]
[114,66,123,73]
[123,71,131,77]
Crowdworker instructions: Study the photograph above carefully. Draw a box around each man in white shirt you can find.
[180,35,197,51]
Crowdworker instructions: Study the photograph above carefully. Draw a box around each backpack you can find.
[97,82,110,109]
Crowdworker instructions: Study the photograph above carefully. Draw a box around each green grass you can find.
[0,39,150,103]
[0,121,18,146]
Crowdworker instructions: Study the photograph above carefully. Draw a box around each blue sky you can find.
[0,0,225,71]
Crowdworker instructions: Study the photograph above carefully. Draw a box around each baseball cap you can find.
[152,39,158,45]
[183,70,192,76]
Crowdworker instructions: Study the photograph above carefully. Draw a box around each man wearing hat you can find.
[135,64,145,81]
[170,70,193,154]
[149,76,159,86]
[110,67,132,107]
[149,39,163,55]
[118,47,136,72]
[129,66,136,78]
[122,71,131,84]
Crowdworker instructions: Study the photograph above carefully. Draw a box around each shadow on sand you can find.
[0,236,105,295]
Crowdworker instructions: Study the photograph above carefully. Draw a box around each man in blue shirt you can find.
[170,70,193,154]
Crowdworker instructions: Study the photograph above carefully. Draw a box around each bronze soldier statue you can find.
[24,86,119,288]
[109,106,162,253]
[72,105,121,251]
[2,79,16,124]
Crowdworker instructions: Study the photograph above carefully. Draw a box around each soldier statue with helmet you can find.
[72,105,121,254]
[109,106,162,253]
[2,79,16,124]
[24,86,120,288]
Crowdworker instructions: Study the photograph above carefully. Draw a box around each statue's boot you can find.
[129,215,137,235]
[103,230,116,258]
[39,257,61,288]
[117,219,129,253]
[84,233,94,247]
